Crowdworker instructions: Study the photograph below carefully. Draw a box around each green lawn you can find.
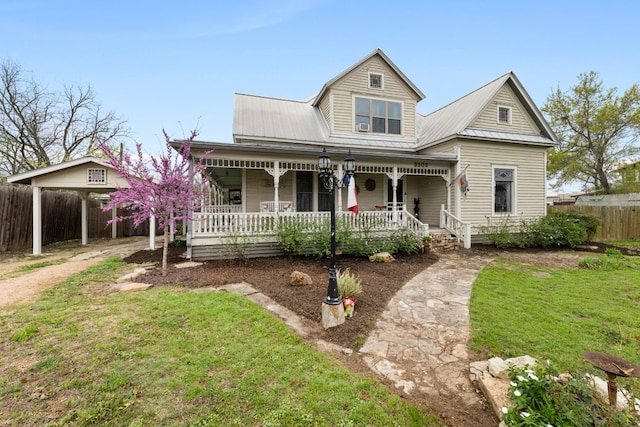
[470,250,640,395]
[0,258,441,427]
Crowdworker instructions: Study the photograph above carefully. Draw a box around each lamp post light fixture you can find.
[318,147,356,328]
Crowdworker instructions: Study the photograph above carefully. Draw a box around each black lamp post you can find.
[318,147,356,307]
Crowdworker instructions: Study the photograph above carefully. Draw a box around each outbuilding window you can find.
[87,168,106,184]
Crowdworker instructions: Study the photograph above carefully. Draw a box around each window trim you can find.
[368,72,384,89]
[353,95,403,135]
[492,165,517,214]
[87,168,106,185]
[497,105,512,125]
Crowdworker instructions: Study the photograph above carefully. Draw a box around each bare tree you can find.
[0,59,128,178]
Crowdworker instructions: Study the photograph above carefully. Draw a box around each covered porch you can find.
[184,145,470,259]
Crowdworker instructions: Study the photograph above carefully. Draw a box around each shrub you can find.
[276,217,422,258]
[481,212,599,249]
[337,268,363,297]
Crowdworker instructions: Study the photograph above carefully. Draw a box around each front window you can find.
[494,168,514,213]
[355,97,401,135]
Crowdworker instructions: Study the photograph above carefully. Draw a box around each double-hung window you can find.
[494,168,515,213]
[355,97,401,135]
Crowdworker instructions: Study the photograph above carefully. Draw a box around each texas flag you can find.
[345,175,359,214]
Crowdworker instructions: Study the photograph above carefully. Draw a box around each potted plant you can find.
[337,268,363,318]
[422,235,433,253]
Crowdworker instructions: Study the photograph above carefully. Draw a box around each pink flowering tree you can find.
[99,130,211,275]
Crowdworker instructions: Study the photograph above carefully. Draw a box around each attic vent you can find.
[369,73,383,89]
[356,123,370,132]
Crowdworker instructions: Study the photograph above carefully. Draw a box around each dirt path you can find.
[0,237,154,313]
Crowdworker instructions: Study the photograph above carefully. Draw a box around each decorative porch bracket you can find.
[264,163,288,212]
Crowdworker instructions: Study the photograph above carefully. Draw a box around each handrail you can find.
[439,204,471,248]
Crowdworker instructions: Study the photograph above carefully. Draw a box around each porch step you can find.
[429,232,463,252]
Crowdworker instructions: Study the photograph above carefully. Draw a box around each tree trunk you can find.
[162,227,170,276]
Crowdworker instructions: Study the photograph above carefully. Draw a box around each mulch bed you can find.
[124,248,439,349]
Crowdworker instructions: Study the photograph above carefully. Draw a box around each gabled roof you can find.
[416,71,558,148]
[7,156,113,185]
[233,93,419,152]
[312,48,425,106]
[233,94,329,143]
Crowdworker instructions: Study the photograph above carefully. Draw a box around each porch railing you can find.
[192,208,426,238]
[260,201,294,212]
[201,204,242,213]
[439,204,471,248]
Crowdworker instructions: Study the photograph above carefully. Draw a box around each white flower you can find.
[514,389,522,397]
[521,411,530,418]
[510,381,517,387]
[528,372,539,381]
[547,424,555,427]
[501,407,509,414]
[517,375,527,382]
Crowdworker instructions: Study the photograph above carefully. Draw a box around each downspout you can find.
[454,145,461,219]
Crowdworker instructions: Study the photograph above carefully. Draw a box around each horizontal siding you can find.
[408,175,447,225]
[245,169,295,212]
[471,85,537,134]
[192,240,282,260]
[458,141,547,230]
[330,56,417,138]
[342,174,385,211]
[31,164,129,189]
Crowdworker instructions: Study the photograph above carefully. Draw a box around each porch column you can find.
[32,186,42,256]
[149,214,156,250]
[80,191,88,246]
[336,164,343,211]
[266,162,287,212]
[111,206,117,238]
[392,167,398,222]
[273,161,280,212]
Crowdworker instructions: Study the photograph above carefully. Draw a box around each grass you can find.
[470,250,640,396]
[0,257,441,427]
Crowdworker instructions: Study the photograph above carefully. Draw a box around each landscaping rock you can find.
[290,270,313,286]
[488,357,510,379]
[369,252,395,262]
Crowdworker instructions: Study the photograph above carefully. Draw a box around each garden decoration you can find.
[583,351,640,406]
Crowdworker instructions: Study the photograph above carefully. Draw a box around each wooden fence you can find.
[548,205,640,241]
[0,185,153,252]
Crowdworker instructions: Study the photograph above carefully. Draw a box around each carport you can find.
[7,156,156,255]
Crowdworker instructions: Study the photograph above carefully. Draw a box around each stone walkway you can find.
[358,251,495,407]
[205,251,495,410]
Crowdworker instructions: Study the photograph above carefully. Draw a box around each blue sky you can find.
[2,0,640,158]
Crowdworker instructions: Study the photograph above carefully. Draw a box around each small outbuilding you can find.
[7,156,155,255]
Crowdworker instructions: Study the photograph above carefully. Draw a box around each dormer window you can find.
[498,105,511,124]
[355,97,401,135]
[369,72,383,89]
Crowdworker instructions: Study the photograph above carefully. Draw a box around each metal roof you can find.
[417,72,557,148]
[230,67,557,157]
